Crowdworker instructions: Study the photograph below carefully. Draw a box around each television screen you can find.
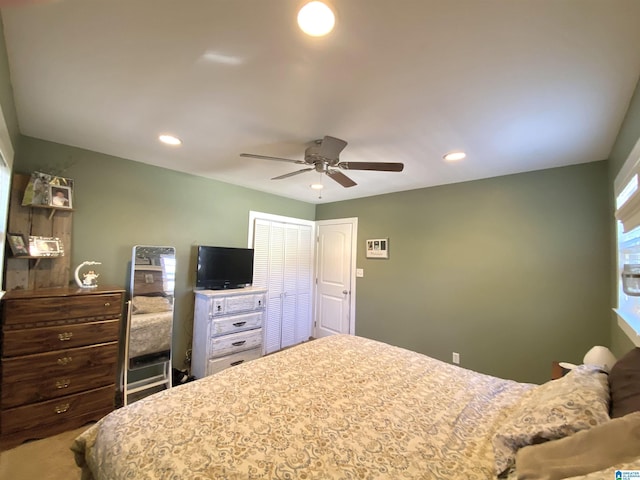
[196,246,254,290]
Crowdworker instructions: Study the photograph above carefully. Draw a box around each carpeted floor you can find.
[0,424,90,480]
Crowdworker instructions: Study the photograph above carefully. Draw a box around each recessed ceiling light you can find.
[443,151,466,161]
[297,1,335,37]
[159,134,182,146]
[310,183,324,190]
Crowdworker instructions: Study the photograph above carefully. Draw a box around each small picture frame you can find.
[366,238,389,259]
[7,233,29,256]
[48,184,72,209]
[28,236,65,257]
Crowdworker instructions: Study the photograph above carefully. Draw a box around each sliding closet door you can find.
[252,217,313,355]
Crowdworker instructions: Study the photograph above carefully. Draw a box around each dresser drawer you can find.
[211,311,263,337]
[3,293,123,326]
[2,319,120,357]
[210,293,266,316]
[207,347,262,376]
[209,328,262,358]
[0,385,114,436]
[1,342,118,408]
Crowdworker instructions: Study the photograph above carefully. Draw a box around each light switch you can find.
[356,268,364,277]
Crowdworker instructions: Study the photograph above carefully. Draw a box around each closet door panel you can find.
[294,226,313,343]
[264,222,284,355]
[252,220,270,288]
[295,292,312,343]
[252,217,314,354]
[283,225,299,295]
[264,296,282,355]
[297,226,313,293]
[280,294,297,349]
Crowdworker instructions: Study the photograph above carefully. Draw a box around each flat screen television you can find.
[196,246,254,290]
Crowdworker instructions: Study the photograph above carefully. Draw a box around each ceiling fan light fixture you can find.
[443,151,466,161]
[310,183,324,190]
[159,134,182,146]
[297,1,335,37]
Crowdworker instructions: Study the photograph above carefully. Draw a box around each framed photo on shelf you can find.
[366,238,389,259]
[7,233,29,256]
[48,184,72,208]
[21,171,74,207]
[28,236,65,257]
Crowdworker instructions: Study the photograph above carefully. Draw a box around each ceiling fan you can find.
[240,136,404,188]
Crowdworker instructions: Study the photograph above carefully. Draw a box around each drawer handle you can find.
[58,332,73,341]
[104,302,111,307]
[56,378,71,389]
[54,403,70,414]
[230,360,245,366]
[232,321,247,327]
[231,340,246,347]
[57,356,73,365]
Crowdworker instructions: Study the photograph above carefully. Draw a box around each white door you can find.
[315,219,357,338]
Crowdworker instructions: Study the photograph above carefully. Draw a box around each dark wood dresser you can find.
[0,285,124,450]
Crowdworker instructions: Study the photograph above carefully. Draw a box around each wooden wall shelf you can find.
[5,173,72,291]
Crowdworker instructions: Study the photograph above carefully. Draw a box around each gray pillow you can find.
[609,347,640,418]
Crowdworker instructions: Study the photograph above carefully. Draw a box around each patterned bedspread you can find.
[128,311,173,359]
[72,335,535,479]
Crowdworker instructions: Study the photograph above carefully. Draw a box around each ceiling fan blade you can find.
[240,153,305,165]
[318,136,348,161]
[271,168,314,180]
[326,169,357,188]
[338,161,404,172]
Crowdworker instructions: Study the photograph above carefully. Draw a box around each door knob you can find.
[342,290,349,295]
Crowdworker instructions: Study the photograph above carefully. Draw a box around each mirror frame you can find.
[121,245,176,405]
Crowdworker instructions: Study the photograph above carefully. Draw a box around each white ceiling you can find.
[2,0,640,204]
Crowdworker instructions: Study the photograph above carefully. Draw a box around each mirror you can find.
[0,104,15,298]
[122,245,176,405]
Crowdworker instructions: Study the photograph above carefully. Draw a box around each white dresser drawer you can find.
[211,312,263,337]
[209,328,262,358]
[207,347,262,376]
[211,293,266,316]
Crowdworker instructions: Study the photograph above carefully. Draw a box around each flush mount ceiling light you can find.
[443,151,466,161]
[159,134,182,146]
[297,1,335,37]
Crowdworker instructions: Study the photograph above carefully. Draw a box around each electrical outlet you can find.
[452,352,460,364]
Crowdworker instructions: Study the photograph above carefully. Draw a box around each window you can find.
[615,137,640,346]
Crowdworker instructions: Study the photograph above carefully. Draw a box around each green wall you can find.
[0,15,19,150]
[13,136,315,366]
[317,161,611,384]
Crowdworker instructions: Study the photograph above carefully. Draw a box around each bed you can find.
[72,335,640,479]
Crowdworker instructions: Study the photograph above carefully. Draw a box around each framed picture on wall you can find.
[366,238,389,259]
[48,184,72,209]
[7,233,29,256]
